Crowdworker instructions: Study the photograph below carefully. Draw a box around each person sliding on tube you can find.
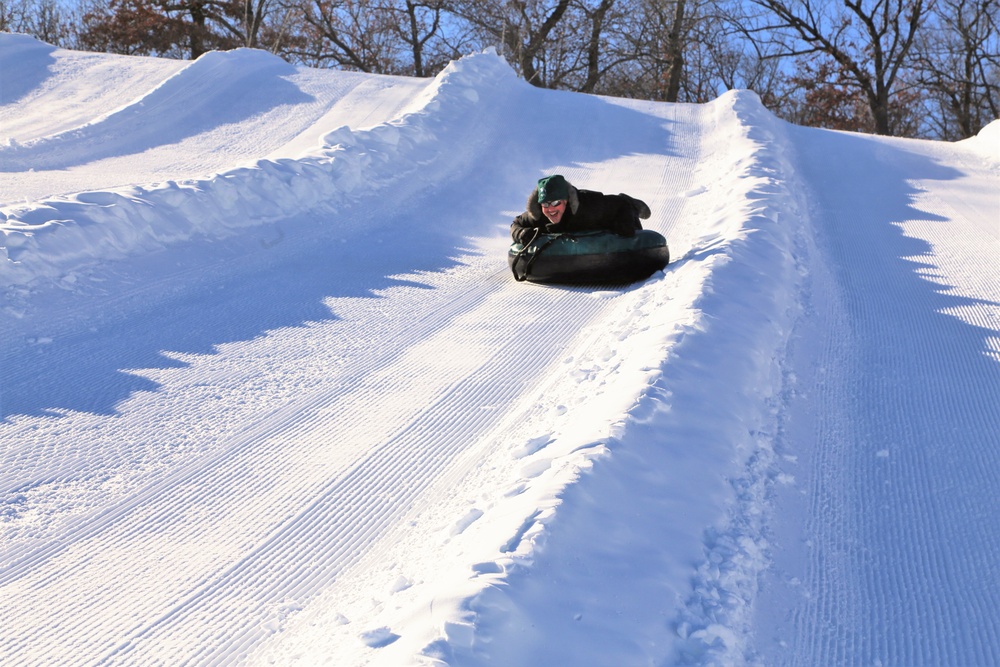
[510,174,651,245]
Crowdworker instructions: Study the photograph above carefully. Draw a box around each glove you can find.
[515,226,539,244]
[619,193,651,219]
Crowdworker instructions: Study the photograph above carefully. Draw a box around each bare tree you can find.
[209,0,272,47]
[602,0,734,103]
[293,0,398,71]
[514,0,572,85]
[527,0,635,92]
[914,0,999,138]
[1,0,74,45]
[746,0,931,135]
[388,0,451,76]
[576,0,615,92]
[446,0,573,86]
[659,0,687,100]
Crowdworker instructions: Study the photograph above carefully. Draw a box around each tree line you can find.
[3,0,997,139]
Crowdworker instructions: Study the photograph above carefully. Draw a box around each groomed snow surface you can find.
[2,33,999,665]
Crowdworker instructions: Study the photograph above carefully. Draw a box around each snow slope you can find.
[2,32,999,666]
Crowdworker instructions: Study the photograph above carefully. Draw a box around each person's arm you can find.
[510,213,542,243]
[610,194,646,236]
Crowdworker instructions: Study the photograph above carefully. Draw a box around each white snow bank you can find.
[0,32,55,68]
[0,48,296,170]
[664,91,811,664]
[0,34,56,103]
[961,118,1000,160]
[1,34,186,145]
[0,49,518,291]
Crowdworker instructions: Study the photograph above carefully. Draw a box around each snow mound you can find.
[0,48,298,170]
[0,50,518,291]
[0,34,57,104]
[962,118,1000,160]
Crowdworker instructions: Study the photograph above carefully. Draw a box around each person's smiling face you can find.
[540,199,566,224]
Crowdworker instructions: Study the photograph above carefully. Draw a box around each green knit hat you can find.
[537,174,569,203]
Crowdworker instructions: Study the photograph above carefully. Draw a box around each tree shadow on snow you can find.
[1,201,464,420]
[780,124,1000,652]
[793,127,1000,396]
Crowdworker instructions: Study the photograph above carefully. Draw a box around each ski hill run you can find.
[2,32,999,666]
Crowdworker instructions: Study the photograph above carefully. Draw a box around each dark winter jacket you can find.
[510,181,651,244]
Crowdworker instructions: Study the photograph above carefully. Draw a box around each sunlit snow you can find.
[2,32,999,666]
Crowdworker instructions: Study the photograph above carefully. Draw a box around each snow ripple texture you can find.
[753,118,1000,666]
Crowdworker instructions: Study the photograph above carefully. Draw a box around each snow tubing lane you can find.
[509,230,670,284]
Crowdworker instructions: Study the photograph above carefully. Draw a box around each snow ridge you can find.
[401,91,813,666]
[665,92,809,665]
[0,50,517,291]
[0,48,296,169]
